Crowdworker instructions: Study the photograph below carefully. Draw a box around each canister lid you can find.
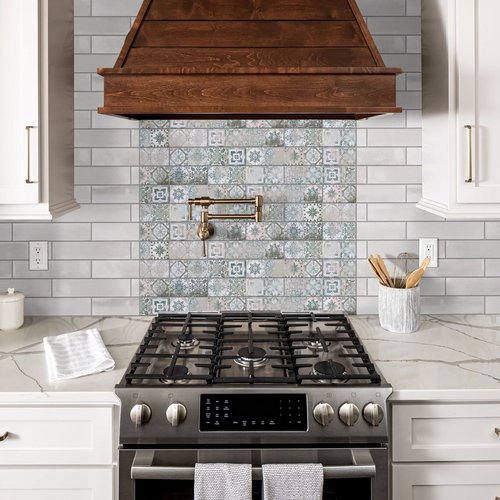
[0,288,25,303]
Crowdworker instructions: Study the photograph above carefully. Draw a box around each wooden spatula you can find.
[405,267,425,288]
[420,256,431,271]
[375,255,394,288]
[368,256,391,287]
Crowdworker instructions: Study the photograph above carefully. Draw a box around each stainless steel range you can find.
[117,311,391,500]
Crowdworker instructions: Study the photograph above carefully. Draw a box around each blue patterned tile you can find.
[303,204,322,222]
[170,261,187,278]
[140,260,170,279]
[228,148,245,165]
[323,260,341,278]
[169,129,207,147]
[265,130,285,146]
[140,166,169,185]
[140,241,169,260]
[140,148,170,166]
[140,223,169,240]
[208,130,225,146]
[228,261,245,278]
[208,278,245,296]
[140,119,357,314]
[151,298,170,314]
[324,279,341,296]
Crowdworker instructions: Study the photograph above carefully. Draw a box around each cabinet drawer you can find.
[0,406,113,465]
[393,403,500,462]
[0,467,114,500]
[393,463,500,500]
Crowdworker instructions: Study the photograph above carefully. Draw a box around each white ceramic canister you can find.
[378,283,420,334]
[0,288,25,330]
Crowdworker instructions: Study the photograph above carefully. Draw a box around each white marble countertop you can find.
[2,314,500,404]
[350,315,500,402]
[0,316,152,402]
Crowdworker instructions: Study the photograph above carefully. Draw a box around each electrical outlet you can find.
[29,241,48,271]
[419,238,438,268]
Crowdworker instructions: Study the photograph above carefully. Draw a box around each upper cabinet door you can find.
[0,0,39,205]
[0,0,77,221]
[420,0,500,218]
[456,0,500,204]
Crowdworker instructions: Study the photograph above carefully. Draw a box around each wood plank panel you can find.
[102,74,398,112]
[124,47,377,71]
[133,21,365,48]
[145,0,355,20]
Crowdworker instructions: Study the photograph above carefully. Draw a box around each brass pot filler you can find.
[187,196,263,257]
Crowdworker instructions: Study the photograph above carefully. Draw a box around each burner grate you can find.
[122,311,381,386]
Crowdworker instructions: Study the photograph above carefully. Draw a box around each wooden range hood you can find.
[97,0,402,120]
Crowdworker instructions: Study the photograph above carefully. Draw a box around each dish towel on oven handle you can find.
[262,463,324,500]
[43,327,115,381]
[194,463,252,500]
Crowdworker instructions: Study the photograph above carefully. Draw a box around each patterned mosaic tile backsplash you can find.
[139,120,356,315]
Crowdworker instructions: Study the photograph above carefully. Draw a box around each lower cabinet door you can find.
[393,463,500,500]
[0,467,114,500]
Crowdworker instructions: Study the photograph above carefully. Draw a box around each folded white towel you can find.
[262,463,324,500]
[194,463,252,500]
[43,328,115,381]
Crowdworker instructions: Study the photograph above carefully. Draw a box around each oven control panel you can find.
[200,394,308,432]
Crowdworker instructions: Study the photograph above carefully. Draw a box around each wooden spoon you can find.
[375,255,394,288]
[420,256,431,271]
[368,256,391,287]
[405,267,425,288]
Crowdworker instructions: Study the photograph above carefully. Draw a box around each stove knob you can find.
[130,403,152,426]
[166,402,187,427]
[313,402,335,427]
[338,403,360,427]
[363,403,384,427]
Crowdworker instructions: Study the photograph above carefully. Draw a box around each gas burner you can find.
[306,337,331,352]
[160,365,190,385]
[312,360,347,382]
[235,347,267,368]
[172,336,200,350]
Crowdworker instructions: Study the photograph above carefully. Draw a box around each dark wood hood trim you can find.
[99,0,402,120]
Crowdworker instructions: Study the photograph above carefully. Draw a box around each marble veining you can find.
[3,315,500,402]
[350,315,500,401]
[0,316,152,394]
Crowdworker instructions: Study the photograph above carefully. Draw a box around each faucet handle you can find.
[196,211,214,258]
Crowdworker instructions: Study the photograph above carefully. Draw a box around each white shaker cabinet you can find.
[418,0,500,218]
[0,402,118,500]
[392,402,500,499]
[0,0,78,220]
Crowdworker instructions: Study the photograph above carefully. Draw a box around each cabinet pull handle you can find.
[25,125,36,184]
[464,125,473,183]
[0,431,9,442]
[495,428,500,436]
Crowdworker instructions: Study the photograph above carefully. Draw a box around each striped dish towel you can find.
[43,328,115,381]
[262,463,324,500]
[194,463,252,500]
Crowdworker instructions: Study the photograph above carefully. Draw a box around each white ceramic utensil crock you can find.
[0,288,25,330]
[378,283,420,334]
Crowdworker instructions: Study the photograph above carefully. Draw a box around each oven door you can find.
[119,447,388,500]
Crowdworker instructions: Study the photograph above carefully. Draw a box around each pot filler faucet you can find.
[188,196,263,257]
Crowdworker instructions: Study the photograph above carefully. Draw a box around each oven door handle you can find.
[130,449,376,481]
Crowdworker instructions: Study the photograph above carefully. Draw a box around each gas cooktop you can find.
[119,311,383,387]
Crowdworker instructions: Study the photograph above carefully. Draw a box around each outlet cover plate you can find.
[419,238,438,268]
[29,241,48,271]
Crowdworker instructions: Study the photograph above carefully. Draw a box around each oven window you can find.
[136,478,371,500]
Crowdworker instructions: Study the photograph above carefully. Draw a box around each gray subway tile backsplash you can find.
[52,279,131,297]
[0,0,498,315]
